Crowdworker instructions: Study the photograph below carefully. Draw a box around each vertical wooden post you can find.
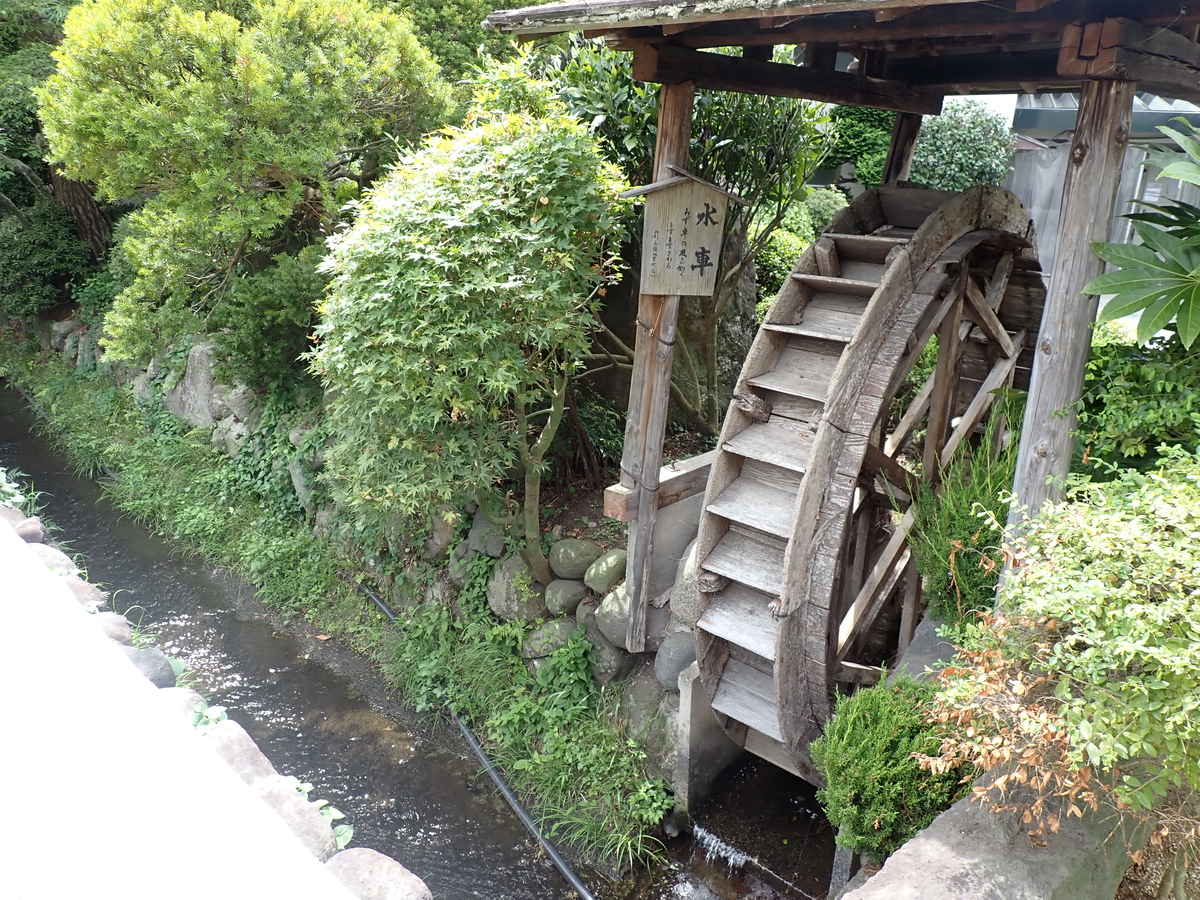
[881,112,923,183]
[1010,78,1135,520]
[621,81,696,652]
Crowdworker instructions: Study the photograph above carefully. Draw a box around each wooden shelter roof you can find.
[486,0,1200,110]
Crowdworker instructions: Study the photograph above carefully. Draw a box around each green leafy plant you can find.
[811,677,972,862]
[297,782,354,850]
[928,449,1200,857]
[908,99,1016,192]
[1085,121,1200,347]
[38,0,452,364]
[0,199,93,318]
[827,105,895,171]
[755,227,808,313]
[312,60,628,585]
[907,393,1022,624]
[803,186,849,233]
[1078,323,1200,471]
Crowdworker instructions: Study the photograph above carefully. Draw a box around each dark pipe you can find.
[357,584,597,900]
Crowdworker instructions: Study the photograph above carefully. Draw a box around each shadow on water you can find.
[0,386,834,900]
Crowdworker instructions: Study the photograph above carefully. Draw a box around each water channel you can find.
[0,386,835,900]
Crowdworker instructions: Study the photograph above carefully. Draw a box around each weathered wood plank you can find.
[631,42,944,115]
[814,237,840,277]
[885,371,934,457]
[940,329,1027,464]
[712,659,783,742]
[604,449,717,522]
[623,80,695,654]
[707,477,797,538]
[723,422,813,473]
[764,321,854,343]
[835,661,884,685]
[837,536,913,660]
[744,727,804,779]
[792,273,880,296]
[1011,78,1134,520]
[881,112,923,184]
[923,282,963,480]
[863,443,921,501]
[897,551,921,659]
[702,527,786,596]
[964,274,1016,357]
[983,250,1015,311]
[698,582,781,661]
[747,369,830,403]
[828,233,909,263]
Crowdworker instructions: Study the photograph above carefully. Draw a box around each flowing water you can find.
[0,386,834,900]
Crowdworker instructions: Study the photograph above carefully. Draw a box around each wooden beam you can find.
[603,449,715,522]
[837,515,914,658]
[884,49,1060,85]
[1059,17,1200,103]
[631,43,943,115]
[621,80,695,653]
[876,5,926,21]
[964,276,1016,358]
[1011,78,1135,521]
[881,112,923,183]
[924,277,964,482]
[864,443,921,501]
[940,329,1027,464]
[803,41,839,70]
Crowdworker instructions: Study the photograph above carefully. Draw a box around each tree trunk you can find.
[49,167,112,260]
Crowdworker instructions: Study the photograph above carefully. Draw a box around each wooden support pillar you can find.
[1010,78,1135,521]
[881,112,923,183]
[620,81,696,652]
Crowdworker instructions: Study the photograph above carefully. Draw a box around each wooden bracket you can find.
[631,42,943,115]
[1058,17,1200,103]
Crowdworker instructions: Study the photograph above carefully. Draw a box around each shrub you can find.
[1078,324,1200,472]
[827,105,895,170]
[908,394,1021,624]
[311,63,628,583]
[756,227,808,313]
[811,677,971,862]
[929,449,1200,841]
[0,200,93,318]
[804,186,849,233]
[909,99,1015,192]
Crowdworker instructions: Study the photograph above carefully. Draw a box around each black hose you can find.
[357,584,597,900]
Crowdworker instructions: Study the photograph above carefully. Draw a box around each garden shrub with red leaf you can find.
[923,448,1200,853]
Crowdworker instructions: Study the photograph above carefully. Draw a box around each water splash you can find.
[693,825,753,870]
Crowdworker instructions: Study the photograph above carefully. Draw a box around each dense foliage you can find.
[908,397,1022,624]
[827,105,894,174]
[928,450,1200,839]
[811,678,971,862]
[312,66,627,579]
[381,556,672,868]
[0,199,92,317]
[397,0,518,90]
[1078,324,1200,471]
[39,0,451,368]
[908,100,1015,192]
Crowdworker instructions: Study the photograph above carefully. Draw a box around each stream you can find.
[0,386,835,900]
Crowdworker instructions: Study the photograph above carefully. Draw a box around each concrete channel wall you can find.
[0,506,430,900]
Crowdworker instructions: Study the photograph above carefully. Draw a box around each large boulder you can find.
[545,579,588,617]
[421,506,457,562]
[63,575,107,612]
[155,686,207,720]
[14,515,47,543]
[654,630,697,691]
[164,342,224,428]
[668,539,704,628]
[93,611,133,646]
[326,848,433,900]
[252,775,337,862]
[29,543,78,576]
[50,317,80,351]
[548,538,604,580]
[466,509,505,558]
[486,555,547,622]
[576,600,635,687]
[595,584,632,650]
[203,719,279,785]
[584,549,627,596]
[520,619,578,661]
[447,542,475,589]
[119,646,176,688]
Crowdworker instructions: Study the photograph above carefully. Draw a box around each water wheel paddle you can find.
[693,184,1047,779]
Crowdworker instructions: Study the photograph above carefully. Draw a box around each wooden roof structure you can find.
[487,0,1200,108]
[485,0,1198,680]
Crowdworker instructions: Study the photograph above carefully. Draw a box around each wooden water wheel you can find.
[692,184,1047,780]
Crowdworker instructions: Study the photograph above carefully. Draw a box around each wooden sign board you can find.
[640,179,728,297]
